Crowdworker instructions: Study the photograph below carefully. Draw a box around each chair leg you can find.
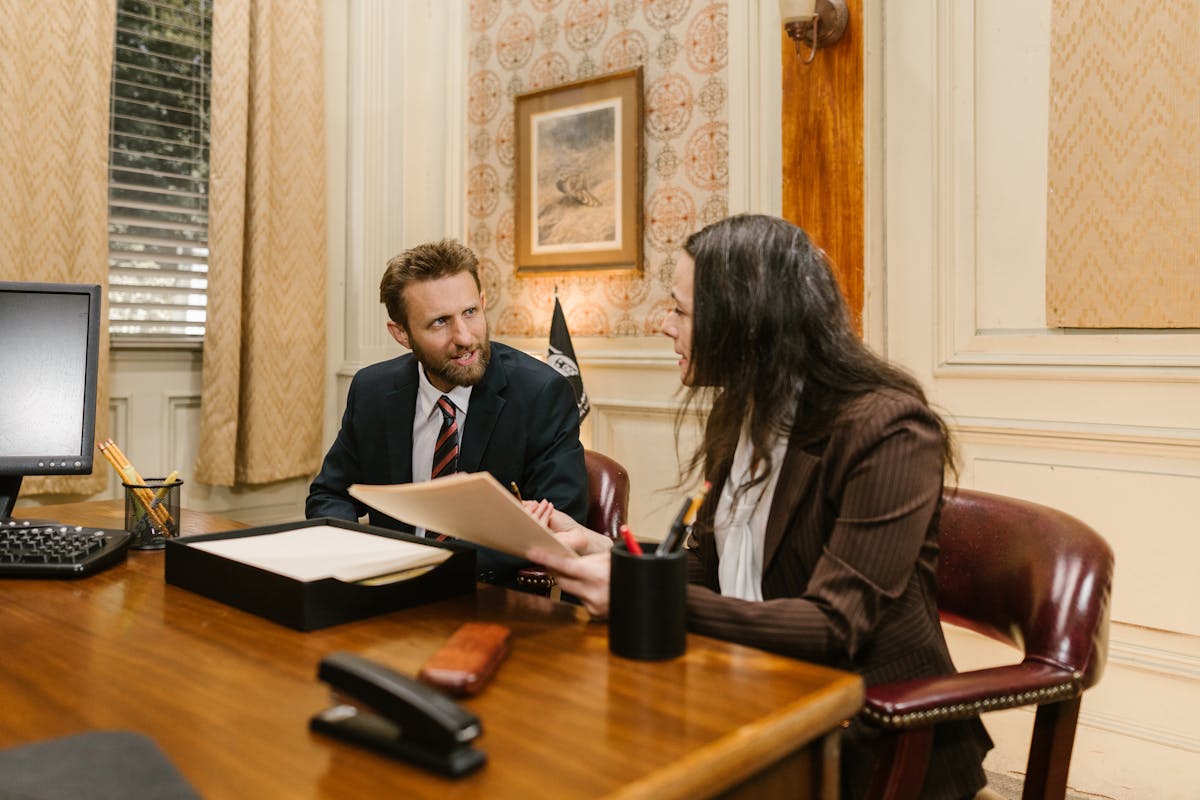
[1022,698,1081,800]
[863,728,934,800]
[818,731,840,800]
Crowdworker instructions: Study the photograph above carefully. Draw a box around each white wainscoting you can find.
[563,336,699,540]
[944,621,1200,798]
[878,2,1200,795]
[105,347,310,527]
[956,423,1200,636]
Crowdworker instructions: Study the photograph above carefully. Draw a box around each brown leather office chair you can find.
[578,450,630,540]
[516,449,630,592]
[861,488,1114,800]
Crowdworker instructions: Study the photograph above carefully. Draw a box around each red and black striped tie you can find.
[429,396,459,542]
[431,395,459,479]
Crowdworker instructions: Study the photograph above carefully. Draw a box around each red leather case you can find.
[418,623,511,696]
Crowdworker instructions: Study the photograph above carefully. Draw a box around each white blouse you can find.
[713,426,789,601]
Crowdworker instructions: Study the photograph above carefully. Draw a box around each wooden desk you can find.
[1,501,863,799]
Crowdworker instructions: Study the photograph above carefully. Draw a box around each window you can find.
[107,0,211,338]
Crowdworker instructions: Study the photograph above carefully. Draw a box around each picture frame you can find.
[514,68,643,275]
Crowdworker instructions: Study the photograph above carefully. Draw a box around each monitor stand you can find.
[1,475,22,519]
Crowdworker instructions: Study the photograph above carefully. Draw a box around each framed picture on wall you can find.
[514,68,643,275]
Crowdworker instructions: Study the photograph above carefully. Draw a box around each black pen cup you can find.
[122,478,182,550]
[608,542,687,660]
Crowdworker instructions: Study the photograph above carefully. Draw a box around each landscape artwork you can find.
[531,99,620,254]
[514,68,642,274]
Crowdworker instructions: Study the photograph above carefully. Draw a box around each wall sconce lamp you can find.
[781,0,849,64]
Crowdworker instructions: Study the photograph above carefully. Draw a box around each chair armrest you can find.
[516,566,555,591]
[861,660,1082,730]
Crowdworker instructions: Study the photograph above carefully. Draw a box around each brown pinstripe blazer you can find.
[685,388,990,800]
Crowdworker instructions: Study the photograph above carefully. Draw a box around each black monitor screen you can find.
[0,281,101,517]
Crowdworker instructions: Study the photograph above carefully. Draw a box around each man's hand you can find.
[522,499,614,555]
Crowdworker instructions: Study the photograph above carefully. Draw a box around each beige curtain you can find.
[196,0,327,486]
[0,0,115,498]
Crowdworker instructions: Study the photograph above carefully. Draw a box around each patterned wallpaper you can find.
[466,0,729,337]
[1045,0,1200,328]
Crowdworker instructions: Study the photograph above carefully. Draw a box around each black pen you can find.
[655,496,694,555]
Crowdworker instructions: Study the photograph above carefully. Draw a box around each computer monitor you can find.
[0,281,102,518]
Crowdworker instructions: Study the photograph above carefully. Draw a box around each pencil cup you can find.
[608,542,687,660]
[122,478,182,550]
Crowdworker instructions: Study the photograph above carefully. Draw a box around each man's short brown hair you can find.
[379,239,481,326]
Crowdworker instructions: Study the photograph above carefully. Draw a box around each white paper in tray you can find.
[187,525,451,582]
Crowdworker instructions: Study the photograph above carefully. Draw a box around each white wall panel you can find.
[592,402,687,541]
[336,1,464,374]
[165,395,200,474]
[107,349,308,525]
[879,1,1199,794]
[974,0,1051,330]
[945,623,1200,797]
[965,453,1200,635]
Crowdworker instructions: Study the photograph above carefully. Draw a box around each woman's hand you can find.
[525,548,612,619]
[522,498,614,618]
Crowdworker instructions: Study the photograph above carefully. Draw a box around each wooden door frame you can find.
[781,0,865,335]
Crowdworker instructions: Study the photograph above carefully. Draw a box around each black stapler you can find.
[309,651,486,777]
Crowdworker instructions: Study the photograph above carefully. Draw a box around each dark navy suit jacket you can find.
[306,341,588,584]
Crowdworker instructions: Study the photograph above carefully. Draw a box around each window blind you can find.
[108,0,211,338]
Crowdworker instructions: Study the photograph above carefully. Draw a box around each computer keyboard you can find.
[0,518,131,578]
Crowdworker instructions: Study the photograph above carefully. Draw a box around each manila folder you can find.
[348,472,576,560]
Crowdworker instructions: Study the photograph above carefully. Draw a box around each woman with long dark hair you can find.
[527,214,991,798]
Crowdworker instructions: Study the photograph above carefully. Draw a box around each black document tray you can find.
[164,518,475,631]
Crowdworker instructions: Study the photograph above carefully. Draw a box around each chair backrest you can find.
[936,488,1115,689]
[583,450,630,540]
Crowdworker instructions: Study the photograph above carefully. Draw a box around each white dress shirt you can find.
[410,368,473,537]
[713,426,789,601]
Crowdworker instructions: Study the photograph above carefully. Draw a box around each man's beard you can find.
[412,335,492,388]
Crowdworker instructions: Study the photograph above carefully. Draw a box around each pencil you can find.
[108,441,166,527]
[107,440,174,527]
[682,481,712,526]
[149,469,180,512]
[98,440,172,528]
[675,481,713,552]
[657,481,712,555]
[656,496,694,555]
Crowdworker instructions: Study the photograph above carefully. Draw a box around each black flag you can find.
[547,297,590,421]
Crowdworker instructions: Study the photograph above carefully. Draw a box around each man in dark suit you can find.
[306,239,587,585]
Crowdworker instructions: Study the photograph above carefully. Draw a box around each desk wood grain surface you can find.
[0,501,863,799]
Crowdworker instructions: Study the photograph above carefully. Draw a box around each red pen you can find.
[619,524,643,556]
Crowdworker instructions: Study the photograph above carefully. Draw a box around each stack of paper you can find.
[187,526,452,583]
[349,472,577,559]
